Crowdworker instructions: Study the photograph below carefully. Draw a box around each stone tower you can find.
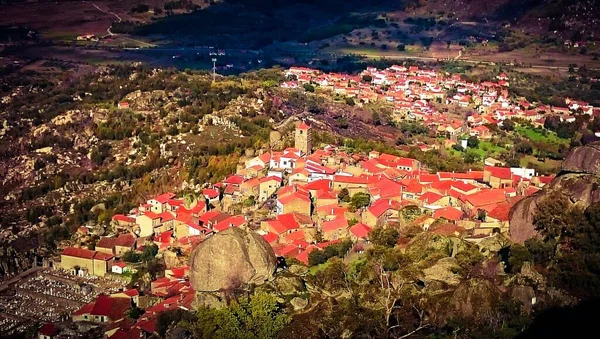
[295,121,312,155]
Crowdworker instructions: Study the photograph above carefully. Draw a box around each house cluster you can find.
[51,121,559,337]
[283,66,600,139]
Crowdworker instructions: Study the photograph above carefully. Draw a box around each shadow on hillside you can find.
[517,298,600,339]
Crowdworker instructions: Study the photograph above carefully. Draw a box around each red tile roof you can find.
[62,247,96,260]
[115,233,136,247]
[278,191,311,205]
[451,181,478,193]
[433,207,463,221]
[152,192,175,204]
[321,217,349,233]
[349,223,372,239]
[262,232,279,244]
[295,245,319,265]
[420,191,445,204]
[297,122,310,130]
[485,166,512,180]
[213,215,246,232]
[96,237,117,250]
[303,179,332,191]
[368,199,400,217]
[465,189,508,208]
[90,295,131,320]
[112,214,135,223]
[202,188,220,199]
[429,223,466,236]
[39,323,58,336]
[487,202,512,221]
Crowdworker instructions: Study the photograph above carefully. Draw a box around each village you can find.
[1,64,596,338]
[282,65,599,139]
[2,115,558,337]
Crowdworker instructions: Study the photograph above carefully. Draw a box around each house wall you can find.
[138,216,160,237]
[95,246,114,256]
[174,222,190,239]
[259,182,279,201]
[93,258,111,277]
[60,255,94,275]
[322,228,348,241]
[282,200,311,215]
[115,245,133,257]
[362,211,382,228]
[315,197,338,208]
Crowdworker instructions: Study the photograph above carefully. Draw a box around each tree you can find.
[467,136,479,148]
[507,244,533,273]
[141,243,159,262]
[350,192,371,210]
[500,119,515,131]
[345,97,355,106]
[370,227,399,247]
[193,293,289,338]
[338,188,350,203]
[397,44,406,51]
[122,250,141,263]
[303,83,315,92]
[362,75,373,83]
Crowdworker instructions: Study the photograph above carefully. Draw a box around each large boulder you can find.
[560,142,600,174]
[189,227,276,292]
[509,173,600,243]
[509,143,600,244]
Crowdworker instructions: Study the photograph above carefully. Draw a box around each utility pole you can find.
[212,58,217,82]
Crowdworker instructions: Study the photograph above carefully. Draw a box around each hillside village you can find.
[19,115,561,337]
[283,65,600,137]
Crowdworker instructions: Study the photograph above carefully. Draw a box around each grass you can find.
[446,140,507,159]
[41,31,79,41]
[520,155,561,174]
[515,125,568,145]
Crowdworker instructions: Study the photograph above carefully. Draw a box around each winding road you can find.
[90,2,155,47]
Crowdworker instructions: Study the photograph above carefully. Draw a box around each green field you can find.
[515,125,568,145]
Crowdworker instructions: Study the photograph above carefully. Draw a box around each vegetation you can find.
[156,293,288,338]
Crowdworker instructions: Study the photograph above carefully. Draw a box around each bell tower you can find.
[295,121,312,155]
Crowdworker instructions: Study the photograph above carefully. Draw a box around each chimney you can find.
[331,208,334,215]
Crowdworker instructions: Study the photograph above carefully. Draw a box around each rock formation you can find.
[509,142,600,243]
[189,227,276,292]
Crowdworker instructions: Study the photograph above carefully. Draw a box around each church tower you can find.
[295,121,312,155]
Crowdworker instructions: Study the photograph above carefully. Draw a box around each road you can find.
[90,2,155,47]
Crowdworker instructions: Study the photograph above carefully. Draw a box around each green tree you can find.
[141,243,159,262]
[193,293,289,338]
[350,192,371,210]
[508,244,533,273]
[370,227,399,247]
[467,136,479,148]
[303,83,315,92]
[122,250,141,263]
[338,188,350,202]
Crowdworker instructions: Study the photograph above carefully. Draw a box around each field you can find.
[515,126,568,146]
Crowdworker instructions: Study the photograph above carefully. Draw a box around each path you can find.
[90,2,155,47]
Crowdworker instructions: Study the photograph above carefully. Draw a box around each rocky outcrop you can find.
[189,227,276,292]
[509,142,600,243]
[560,142,600,174]
[422,257,461,286]
[290,297,308,311]
[451,278,501,320]
[274,274,306,295]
